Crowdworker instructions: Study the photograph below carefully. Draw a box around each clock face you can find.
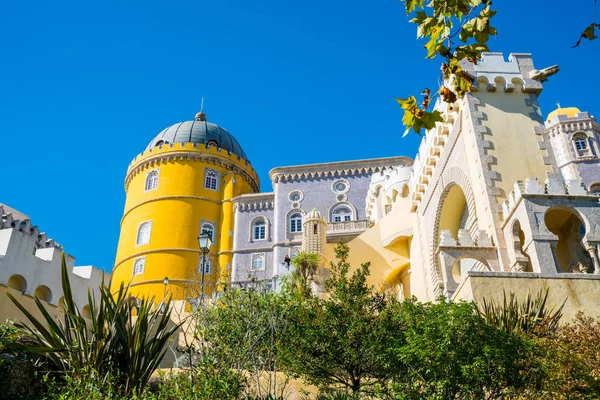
[289,191,302,202]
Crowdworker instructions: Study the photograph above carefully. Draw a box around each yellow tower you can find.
[111,111,259,301]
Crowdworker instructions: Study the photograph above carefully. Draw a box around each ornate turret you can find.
[302,209,326,256]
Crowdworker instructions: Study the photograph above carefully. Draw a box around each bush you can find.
[0,321,45,400]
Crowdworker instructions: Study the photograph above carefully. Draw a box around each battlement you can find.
[128,141,256,171]
[462,52,545,93]
[0,203,107,308]
[365,165,412,222]
[501,177,597,223]
[124,141,261,193]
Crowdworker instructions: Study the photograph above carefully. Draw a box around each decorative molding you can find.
[269,156,413,184]
[122,196,221,223]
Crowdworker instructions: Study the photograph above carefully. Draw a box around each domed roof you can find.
[546,106,581,123]
[304,208,324,221]
[146,112,248,161]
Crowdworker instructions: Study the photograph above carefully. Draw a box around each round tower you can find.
[301,209,327,256]
[545,105,600,191]
[111,111,259,301]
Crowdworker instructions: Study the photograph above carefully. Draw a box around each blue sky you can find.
[1,0,598,272]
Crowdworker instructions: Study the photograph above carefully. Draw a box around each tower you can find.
[302,209,326,256]
[545,106,600,191]
[111,111,259,301]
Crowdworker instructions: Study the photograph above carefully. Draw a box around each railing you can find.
[326,220,369,236]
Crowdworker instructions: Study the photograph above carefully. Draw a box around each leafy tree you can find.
[390,299,528,399]
[280,242,402,395]
[573,0,599,47]
[5,252,181,396]
[522,313,600,399]
[291,251,322,291]
[396,0,498,136]
[198,285,289,399]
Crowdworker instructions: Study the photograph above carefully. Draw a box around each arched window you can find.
[590,183,600,196]
[290,247,301,258]
[252,253,265,271]
[289,212,303,233]
[573,134,589,151]
[205,169,219,191]
[133,257,145,275]
[332,205,353,222]
[136,221,151,245]
[201,222,216,242]
[145,170,159,191]
[198,257,212,275]
[252,218,267,241]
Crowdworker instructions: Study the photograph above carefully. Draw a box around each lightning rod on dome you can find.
[195,97,207,121]
[200,96,204,112]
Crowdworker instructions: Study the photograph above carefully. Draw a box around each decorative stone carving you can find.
[524,177,544,194]
[458,229,475,246]
[565,179,587,195]
[440,230,457,246]
[545,178,563,194]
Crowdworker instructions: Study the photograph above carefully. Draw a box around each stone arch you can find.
[430,167,478,292]
[451,254,492,283]
[7,274,27,293]
[34,285,52,303]
[510,219,532,272]
[545,207,592,273]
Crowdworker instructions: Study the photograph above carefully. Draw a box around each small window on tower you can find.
[314,223,317,234]
[573,134,589,152]
[205,169,219,191]
[145,170,159,191]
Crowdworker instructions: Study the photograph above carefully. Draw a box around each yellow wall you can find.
[324,196,413,296]
[475,91,554,204]
[112,143,259,301]
[1,285,61,325]
[453,275,600,322]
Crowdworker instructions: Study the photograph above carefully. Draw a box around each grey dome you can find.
[147,117,249,161]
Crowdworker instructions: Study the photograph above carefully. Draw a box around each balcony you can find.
[326,220,369,240]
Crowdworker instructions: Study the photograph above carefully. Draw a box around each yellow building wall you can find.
[0,285,60,325]
[453,275,600,322]
[324,196,413,297]
[112,143,258,301]
[474,91,554,204]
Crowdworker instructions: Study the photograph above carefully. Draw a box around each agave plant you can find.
[5,252,182,395]
[476,288,565,336]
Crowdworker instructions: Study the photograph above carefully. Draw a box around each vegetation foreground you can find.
[1,244,600,399]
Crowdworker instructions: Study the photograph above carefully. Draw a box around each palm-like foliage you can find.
[5,252,182,394]
[476,288,565,336]
[291,251,322,289]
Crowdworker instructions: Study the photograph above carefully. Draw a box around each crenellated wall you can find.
[0,204,107,322]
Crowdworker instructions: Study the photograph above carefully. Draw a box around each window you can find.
[332,205,353,222]
[204,169,219,191]
[385,205,392,214]
[590,183,600,196]
[145,170,159,191]
[198,257,212,275]
[252,218,266,240]
[289,212,303,233]
[574,134,588,151]
[252,253,265,271]
[201,222,216,242]
[289,190,303,202]
[136,221,151,245]
[332,179,349,194]
[133,257,145,276]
